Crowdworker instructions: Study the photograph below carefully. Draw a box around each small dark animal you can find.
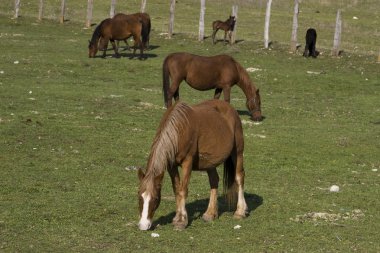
[212,16,236,45]
[88,13,147,58]
[162,52,262,121]
[303,28,319,58]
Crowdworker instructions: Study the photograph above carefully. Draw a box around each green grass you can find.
[1,3,380,252]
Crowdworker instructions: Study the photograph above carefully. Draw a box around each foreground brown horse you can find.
[138,100,248,230]
[88,13,147,58]
[212,16,236,44]
[162,52,262,121]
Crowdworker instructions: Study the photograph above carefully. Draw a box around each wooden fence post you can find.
[60,0,65,23]
[290,0,299,52]
[231,5,238,45]
[38,0,43,21]
[110,0,116,18]
[141,0,147,13]
[198,0,205,41]
[168,0,176,39]
[264,0,272,48]
[331,9,342,56]
[86,0,94,28]
[14,0,20,18]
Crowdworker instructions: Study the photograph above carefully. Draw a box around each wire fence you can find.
[1,0,379,55]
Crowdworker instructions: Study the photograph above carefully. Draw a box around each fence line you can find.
[6,0,378,56]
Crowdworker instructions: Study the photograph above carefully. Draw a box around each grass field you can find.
[1,1,380,252]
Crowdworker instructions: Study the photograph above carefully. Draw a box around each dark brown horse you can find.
[162,52,262,121]
[88,13,146,58]
[212,16,236,44]
[115,12,151,50]
[138,100,248,230]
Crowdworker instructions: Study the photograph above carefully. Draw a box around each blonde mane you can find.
[145,102,191,178]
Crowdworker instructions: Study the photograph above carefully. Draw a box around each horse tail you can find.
[140,15,150,48]
[162,56,171,107]
[223,154,237,209]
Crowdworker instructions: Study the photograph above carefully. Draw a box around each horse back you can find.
[189,100,243,169]
[165,53,239,86]
[110,13,142,40]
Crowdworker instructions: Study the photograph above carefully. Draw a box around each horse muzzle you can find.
[138,218,152,231]
[251,111,263,122]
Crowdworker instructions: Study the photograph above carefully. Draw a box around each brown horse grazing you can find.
[212,16,236,44]
[162,52,262,121]
[138,100,248,230]
[115,12,151,50]
[88,13,145,58]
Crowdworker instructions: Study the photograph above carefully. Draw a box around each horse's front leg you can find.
[202,168,219,222]
[172,158,192,230]
[212,29,218,44]
[222,86,231,103]
[228,31,233,45]
[110,39,120,57]
[102,40,109,58]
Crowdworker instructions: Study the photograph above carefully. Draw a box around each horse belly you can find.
[185,62,221,90]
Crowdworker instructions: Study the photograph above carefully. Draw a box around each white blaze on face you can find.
[138,191,152,230]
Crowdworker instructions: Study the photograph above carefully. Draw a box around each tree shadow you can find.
[153,192,263,229]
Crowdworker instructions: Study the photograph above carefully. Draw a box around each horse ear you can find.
[138,168,145,181]
[256,89,260,94]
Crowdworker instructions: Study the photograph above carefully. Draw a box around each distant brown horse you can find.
[114,12,151,50]
[88,13,145,58]
[162,52,262,121]
[212,16,236,44]
[138,100,248,230]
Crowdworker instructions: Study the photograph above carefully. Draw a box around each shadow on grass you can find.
[237,110,266,121]
[153,192,263,229]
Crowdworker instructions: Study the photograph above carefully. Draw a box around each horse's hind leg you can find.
[167,78,181,107]
[214,88,223,99]
[202,168,219,222]
[233,150,248,219]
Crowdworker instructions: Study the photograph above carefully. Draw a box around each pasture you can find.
[0,1,379,252]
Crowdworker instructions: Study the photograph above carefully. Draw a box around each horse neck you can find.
[142,165,164,195]
[90,21,105,46]
[236,69,256,101]
[146,102,190,177]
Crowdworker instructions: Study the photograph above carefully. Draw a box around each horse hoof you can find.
[233,212,246,219]
[202,213,217,222]
[173,222,187,230]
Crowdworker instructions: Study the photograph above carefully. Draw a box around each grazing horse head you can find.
[137,168,164,230]
[88,40,98,58]
[246,88,262,121]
